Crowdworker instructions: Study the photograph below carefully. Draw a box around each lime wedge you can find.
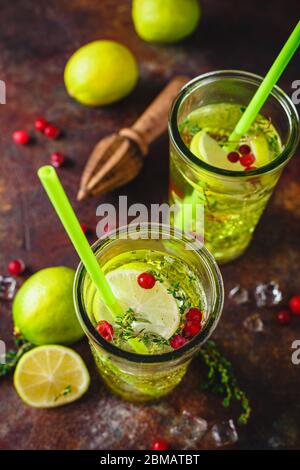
[94,269,180,340]
[14,345,90,408]
[248,133,270,167]
[190,130,244,170]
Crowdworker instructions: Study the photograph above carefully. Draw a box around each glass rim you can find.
[73,223,224,364]
[168,70,300,178]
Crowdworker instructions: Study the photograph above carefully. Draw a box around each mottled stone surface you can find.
[0,0,300,450]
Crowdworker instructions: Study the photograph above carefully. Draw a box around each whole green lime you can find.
[64,40,139,106]
[13,267,84,345]
[132,0,201,43]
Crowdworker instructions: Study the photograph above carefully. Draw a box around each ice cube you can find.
[210,419,238,447]
[254,281,282,307]
[228,285,249,304]
[0,276,17,300]
[168,410,208,449]
[243,313,264,332]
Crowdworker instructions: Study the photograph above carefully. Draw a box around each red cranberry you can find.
[96,321,114,341]
[245,166,257,171]
[50,152,65,168]
[240,153,255,167]
[44,124,60,139]
[170,334,188,349]
[151,439,169,450]
[12,130,30,145]
[80,223,88,234]
[35,117,48,132]
[239,144,251,155]
[8,259,25,275]
[276,310,291,325]
[184,320,202,338]
[186,307,203,323]
[289,296,300,316]
[138,272,156,289]
[227,151,240,163]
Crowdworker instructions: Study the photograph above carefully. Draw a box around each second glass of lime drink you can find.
[74,223,223,401]
[169,71,299,263]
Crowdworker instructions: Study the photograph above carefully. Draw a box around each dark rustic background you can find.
[0,0,300,450]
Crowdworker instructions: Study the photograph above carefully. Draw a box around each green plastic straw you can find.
[229,20,300,144]
[38,165,147,354]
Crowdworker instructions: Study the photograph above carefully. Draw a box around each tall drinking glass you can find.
[169,71,299,263]
[74,224,223,402]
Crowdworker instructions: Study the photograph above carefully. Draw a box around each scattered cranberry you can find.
[276,310,291,325]
[289,296,300,316]
[35,117,48,132]
[96,320,114,341]
[186,307,203,323]
[44,124,60,139]
[8,259,25,275]
[239,144,251,155]
[137,272,156,289]
[50,151,65,168]
[245,166,257,171]
[12,130,30,145]
[170,334,188,349]
[227,151,240,163]
[184,320,202,338]
[151,439,169,450]
[240,153,255,167]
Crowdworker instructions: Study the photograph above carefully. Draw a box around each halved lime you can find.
[94,268,180,340]
[14,345,90,408]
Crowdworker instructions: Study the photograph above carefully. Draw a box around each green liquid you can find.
[170,103,283,263]
[83,249,206,401]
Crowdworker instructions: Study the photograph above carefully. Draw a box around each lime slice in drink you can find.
[94,268,180,340]
[248,133,270,167]
[14,345,90,408]
[190,130,244,170]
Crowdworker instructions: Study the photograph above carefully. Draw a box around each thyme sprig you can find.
[198,340,251,425]
[115,307,168,349]
[167,281,192,315]
[54,385,72,402]
[0,337,33,377]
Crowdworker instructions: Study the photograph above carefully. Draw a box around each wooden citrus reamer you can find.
[77,76,189,201]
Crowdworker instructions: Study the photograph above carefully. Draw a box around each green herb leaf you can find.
[0,337,33,378]
[54,384,72,402]
[198,340,251,425]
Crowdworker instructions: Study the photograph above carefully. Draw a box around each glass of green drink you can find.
[169,71,299,263]
[74,223,223,402]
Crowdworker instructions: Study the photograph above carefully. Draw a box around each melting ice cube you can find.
[254,281,282,307]
[228,285,249,305]
[210,419,239,447]
[0,276,17,300]
[168,410,208,449]
[243,313,264,332]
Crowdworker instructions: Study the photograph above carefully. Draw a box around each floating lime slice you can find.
[190,129,271,170]
[94,268,180,340]
[190,130,244,170]
[248,133,270,167]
